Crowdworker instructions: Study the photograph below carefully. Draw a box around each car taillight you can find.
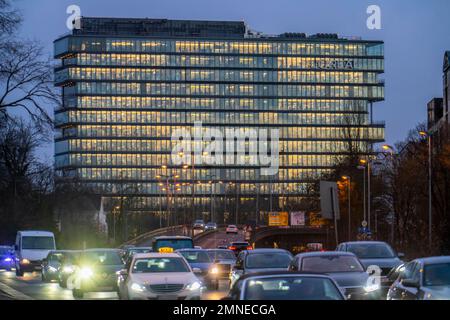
[246,246,253,250]
[228,246,236,250]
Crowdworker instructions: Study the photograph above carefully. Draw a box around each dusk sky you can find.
[13,0,450,161]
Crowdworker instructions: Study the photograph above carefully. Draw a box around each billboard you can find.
[290,211,306,226]
[268,212,289,226]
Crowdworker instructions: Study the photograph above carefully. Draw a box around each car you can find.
[230,248,293,286]
[0,246,14,271]
[14,230,56,276]
[121,247,152,264]
[117,252,203,300]
[217,245,228,249]
[193,219,205,229]
[336,241,404,276]
[205,222,217,231]
[228,241,252,256]
[387,256,450,300]
[41,250,71,282]
[206,249,237,289]
[152,236,194,252]
[226,225,238,234]
[176,249,218,289]
[71,248,124,299]
[224,271,346,300]
[58,250,82,288]
[289,251,376,299]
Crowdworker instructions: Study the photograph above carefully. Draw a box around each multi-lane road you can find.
[0,230,242,300]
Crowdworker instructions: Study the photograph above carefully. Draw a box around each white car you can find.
[226,225,239,234]
[117,252,203,300]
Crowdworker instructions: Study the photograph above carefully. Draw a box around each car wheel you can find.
[72,289,84,299]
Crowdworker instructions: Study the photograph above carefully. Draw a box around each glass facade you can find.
[54,18,384,217]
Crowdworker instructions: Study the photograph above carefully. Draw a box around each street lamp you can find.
[382,144,396,244]
[419,130,432,252]
[357,162,367,224]
[341,176,351,241]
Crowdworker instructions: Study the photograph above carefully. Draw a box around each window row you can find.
[57,37,383,56]
[70,53,384,71]
[59,67,380,84]
[75,81,384,99]
[72,96,368,112]
[56,110,368,126]
[71,125,384,140]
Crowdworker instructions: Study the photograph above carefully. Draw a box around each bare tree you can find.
[0,0,21,42]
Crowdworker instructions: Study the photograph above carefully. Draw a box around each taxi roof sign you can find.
[158,247,174,253]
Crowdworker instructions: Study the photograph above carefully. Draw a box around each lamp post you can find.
[156,165,180,227]
[342,176,351,241]
[419,130,432,251]
[357,162,366,224]
[382,144,395,244]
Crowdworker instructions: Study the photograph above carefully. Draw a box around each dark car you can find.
[176,249,216,288]
[193,220,205,229]
[289,251,374,299]
[224,271,346,300]
[71,249,124,299]
[230,248,293,286]
[0,246,14,271]
[121,247,152,264]
[41,250,72,282]
[206,249,237,289]
[58,250,82,288]
[228,241,252,256]
[336,241,404,276]
[387,256,450,300]
[152,236,194,252]
[204,222,218,231]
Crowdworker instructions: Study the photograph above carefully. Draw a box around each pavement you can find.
[0,229,242,300]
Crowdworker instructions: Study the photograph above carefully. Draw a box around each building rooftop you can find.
[66,17,370,42]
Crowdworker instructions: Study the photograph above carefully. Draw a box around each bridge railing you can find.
[120,225,188,247]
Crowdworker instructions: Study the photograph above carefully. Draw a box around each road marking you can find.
[0,281,34,300]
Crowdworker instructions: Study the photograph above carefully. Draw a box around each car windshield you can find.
[346,243,395,259]
[154,239,193,251]
[179,251,211,263]
[244,277,343,300]
[129,248,152,254]
[246,252,292,269]
[82,251,122,266]
[301,255,364,272]
[21,236,54,250]
[132,258,190,273]
[423,263,450,286]
[207,250,236,261]
[232,242,249,246]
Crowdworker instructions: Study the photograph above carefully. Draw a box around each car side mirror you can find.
[118,269,128,277]
[397,252,405,259]
[401,279,419,288]
[193,268,202,274]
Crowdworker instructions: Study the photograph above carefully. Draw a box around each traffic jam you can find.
[1,224,449,301]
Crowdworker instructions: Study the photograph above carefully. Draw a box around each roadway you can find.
[0,230,243,300]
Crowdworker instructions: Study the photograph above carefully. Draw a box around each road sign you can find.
[320,181,340,220]
[268,212,289,226]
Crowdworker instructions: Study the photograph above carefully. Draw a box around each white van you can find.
[14,231,56,276]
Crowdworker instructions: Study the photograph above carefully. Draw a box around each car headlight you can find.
[63,266,75,273]
[186,281,202,291]
[79,267,93,279]
[130,282,146,292]
[364,283,380,293]
[209,266,219,274]
[21,259,30,264]
[4,257,12,262]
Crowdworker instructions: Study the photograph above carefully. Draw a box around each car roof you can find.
[340,241,390,246]
[415,256,450,265]
[245,248,291,254]
[127,247,152,250]
[236,271,333,281]
[153,236,193,240]
[295,251,357,258]
[18,230,54,236]
[176,248,207,252]
[206,249,234,252]
[83,248,121,252]
[133,252,181,259]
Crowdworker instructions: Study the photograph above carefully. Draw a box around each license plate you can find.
[158,295,178,300]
